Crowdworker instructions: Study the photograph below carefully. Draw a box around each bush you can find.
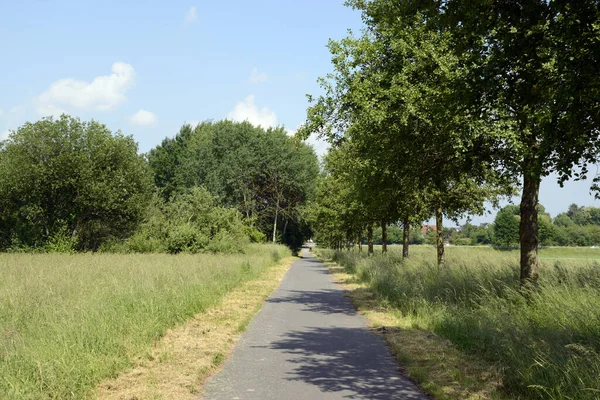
[97,239,129,253]
[206,230,247,254]
[126,231,165,253]
[166,224,209,254]
[104,188,259,254]
[243,225,267,243]
[453,237,473,246]
[46,226,78,254]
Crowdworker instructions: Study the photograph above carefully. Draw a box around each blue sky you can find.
[0,0,598,222]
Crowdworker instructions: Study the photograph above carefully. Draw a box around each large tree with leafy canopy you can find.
[148,120,319,248]
[421,0,600,283]
[298,1,512,265]
[0,115,153,250]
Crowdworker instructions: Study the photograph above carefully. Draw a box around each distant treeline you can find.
[367,204,600,248]
[0,115,318,253]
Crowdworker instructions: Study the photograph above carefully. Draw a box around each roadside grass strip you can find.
[96,255,295,399]
[316,246,600,399]
[324,261,503,400]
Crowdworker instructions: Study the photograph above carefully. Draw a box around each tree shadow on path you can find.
[257,326,427,399]
[266,289,358,316]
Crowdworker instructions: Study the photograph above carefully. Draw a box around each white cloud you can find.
[35,62,135,116]
[306,134,330,158]
[227,95,278,128]
[287,125,329,158]
[0,108,4,117]
[128,109,157,126]
[185,6,198,23]
[1,130,9,141]
[248,67,268,84]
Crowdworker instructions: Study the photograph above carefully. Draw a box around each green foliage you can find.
[0,115,153,251]
[493,206,520,247]
[148,120,319,249]
[128,188,249,254]
[299,1,514,262]
[45,225,78,254]
[242,225,267,243]
[166,223,209,254]
[318,246,600,399]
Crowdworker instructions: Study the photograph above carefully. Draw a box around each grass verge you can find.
[96,254,295,399]
[316,246,600,399]
[0,244,291,399]
[324,261,503,400]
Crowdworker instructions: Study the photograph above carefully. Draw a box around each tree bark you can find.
[358,235,362,252]
[436,203,445,266]
[402,215,410,258]
[520,172,540,286]
[367,224,374,255]
[381,220,388,254]
[272,197,279,244]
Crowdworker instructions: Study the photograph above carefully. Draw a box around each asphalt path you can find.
[201,249,427,399]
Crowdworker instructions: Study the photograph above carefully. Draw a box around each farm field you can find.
[0,244,291,399]
[316,245,600,399]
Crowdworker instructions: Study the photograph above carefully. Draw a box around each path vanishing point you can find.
[202,249,427,399]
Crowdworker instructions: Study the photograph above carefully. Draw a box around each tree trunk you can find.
[282,217,288,239]
[272,198,279,244]
[520,172,540,286]
[367,224,374,255]
[358,235,362,252]
[381,220,388,254]
[436,203,445,266]
[402,215,410,258]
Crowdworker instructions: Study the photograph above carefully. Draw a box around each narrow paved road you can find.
[201,250,426,400]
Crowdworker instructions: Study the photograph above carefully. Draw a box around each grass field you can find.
[316,245,600,399]
[0,244,291,399]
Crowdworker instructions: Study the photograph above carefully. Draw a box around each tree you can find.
[493,206,520,247]
[554,213,574,228]
[438,0,600,284]
[0,115,152,250]
[299,2,512,265]
[148,120,319,249]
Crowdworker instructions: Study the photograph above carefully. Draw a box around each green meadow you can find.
[0,244,290,399]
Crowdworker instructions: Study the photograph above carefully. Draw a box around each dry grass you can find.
[95,256,295,400]
[326,263,504,400]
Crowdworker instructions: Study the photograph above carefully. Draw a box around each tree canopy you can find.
[0,115,153,250]
[149,120,319,249]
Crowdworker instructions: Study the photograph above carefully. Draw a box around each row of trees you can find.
[0,116,318,252]
[299,0,600,284]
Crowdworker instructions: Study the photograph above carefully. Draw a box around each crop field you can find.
[317,245,600,399]
[0,244,290,399]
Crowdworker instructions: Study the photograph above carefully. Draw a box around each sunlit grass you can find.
[317,245,600,399]
[0,244,290,399]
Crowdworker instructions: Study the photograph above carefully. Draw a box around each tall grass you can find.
[317,246,600,399]
[0,244,290,399]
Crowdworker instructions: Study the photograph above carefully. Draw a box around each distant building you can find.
[421,224,437,234]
